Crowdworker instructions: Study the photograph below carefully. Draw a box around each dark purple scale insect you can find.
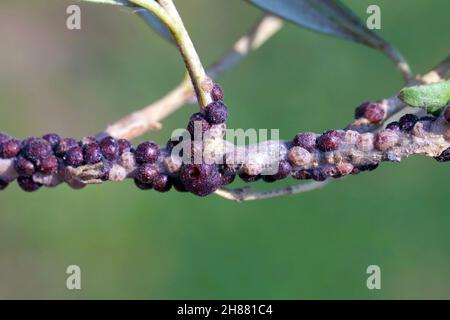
[83,143,103,165]
[435,148,450,162]
[399,114,419,132]
[204,101,228,124]
[42,133,61,149]
[17,176,41,192]
[135,141,160,164]
[55,138,78,156]
[63,146,84,167]
[0,178,9,191]
[152,174,172,193]
[316,130,343,152]
[135,163,159,184]
[291,132,317,153]
[180,163,222,196]
[0,138,21,159]
[210,84,224,102]
[99,136,120,161]
[14,156,36,176]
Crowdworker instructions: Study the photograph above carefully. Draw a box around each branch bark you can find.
[3,2,448,202]
[2,108,448,194]
[216,57,449,201]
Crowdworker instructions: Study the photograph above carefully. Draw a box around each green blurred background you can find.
[0,0,449,299]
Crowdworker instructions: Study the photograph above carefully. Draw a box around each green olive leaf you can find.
[398,82,450,114]
[247,0,383,48]
[246,0,409,77]
[137,9,175,44]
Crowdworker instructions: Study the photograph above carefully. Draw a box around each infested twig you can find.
[98,0,445,202]
[2,1,449,202]
[2,108,449,195]
[216,58,449,202]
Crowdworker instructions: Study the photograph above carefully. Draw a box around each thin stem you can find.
[160,0,212,108]
[131,0,211,108]
[128,0,177,34]
[101,15,283,140]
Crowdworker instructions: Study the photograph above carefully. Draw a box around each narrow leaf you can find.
[137,9,175,44]
[398,82,450,114]
[246,0,411,78]
[247,0,384,48]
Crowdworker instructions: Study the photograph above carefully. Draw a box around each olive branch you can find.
[0,0,449,201]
